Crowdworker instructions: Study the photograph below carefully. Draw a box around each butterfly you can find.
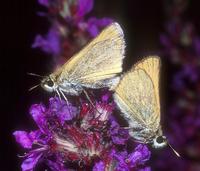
[113,56,180,156]
[40,22,125,102]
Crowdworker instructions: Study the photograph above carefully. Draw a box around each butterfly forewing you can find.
[58,22,125,89]
[113,56,161,142]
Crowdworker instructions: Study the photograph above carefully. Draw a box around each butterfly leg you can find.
[59,89,74,117]
[83,89,102,116]
[55,89,62,101]
[59,89,69,105]
[123,127,133,130]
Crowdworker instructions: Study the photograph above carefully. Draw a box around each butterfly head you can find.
[41,76,57,92]
[152,135,168,149]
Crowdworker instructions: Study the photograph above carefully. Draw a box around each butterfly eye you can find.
[46,79,54,87]
[156,136,166,144]
[41,77,55,92]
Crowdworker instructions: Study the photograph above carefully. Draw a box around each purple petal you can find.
[112,150,129,169]
[173,71,185,89]
[58,104,77,123]
[13,131,33,149]
[49,97,66,113]
[93,161,105,171]
[109,117,120,134]
[87,17,113,37]
[49,97,78,124]
[29,104,47,132]
[47,160,68,171]
[127,144,151,167]
[112,145,151,169]
[111,129,129,145]
[160,34,172,48]
[184,65,198,82]
[77,0,94,18]
[101,92,110,103]
[29,130,41,141]
[109,118,129,144]
[38,0,49,7]
[32,28,61,56]
[21,153,42,171]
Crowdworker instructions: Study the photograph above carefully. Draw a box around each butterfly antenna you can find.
[27,72,44,78]
[28,84,40,91]
[167,141,181,157]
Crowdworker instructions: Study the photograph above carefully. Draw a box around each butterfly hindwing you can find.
[113,56,161,142]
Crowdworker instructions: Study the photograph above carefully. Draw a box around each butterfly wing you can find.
[134,56,161,116]
[59,22,125,89]
[113,56,161,143]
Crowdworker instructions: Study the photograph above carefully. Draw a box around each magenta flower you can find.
[14,95,151,170]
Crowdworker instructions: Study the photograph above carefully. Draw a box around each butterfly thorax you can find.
[41,72,83,96]
[58,79,83,96]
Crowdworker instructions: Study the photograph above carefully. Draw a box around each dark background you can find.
[1,0,200,170]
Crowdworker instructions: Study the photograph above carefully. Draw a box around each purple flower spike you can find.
[158,1,200,169]
[34,0,113,64]
[93,161,105,171]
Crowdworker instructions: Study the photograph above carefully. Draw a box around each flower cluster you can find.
[157,0,200,170]
[14,96,151,171]
[32,0,112,64]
